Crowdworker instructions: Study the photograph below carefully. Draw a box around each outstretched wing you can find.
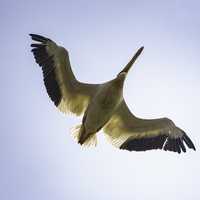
[103,100,196,153]
[30,34,99,116]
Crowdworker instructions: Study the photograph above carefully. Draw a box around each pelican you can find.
[30,34,196,153]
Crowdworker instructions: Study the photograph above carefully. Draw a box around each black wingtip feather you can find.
[178,138,186,153]
[29,34,51,43]
[182,133,196,151]
[175,140,181,154]
[120,131,195,154]
[164,138,184,153]
[30,35,62,106]
[163,132,196,153]
[31,43,46,48]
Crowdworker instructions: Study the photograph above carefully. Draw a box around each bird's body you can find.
[30,34,196,153]
[78,74,125,144]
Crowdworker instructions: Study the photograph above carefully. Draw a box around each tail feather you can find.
[71,124,97,147]
[82,134,97,147]
[71,124,82,142]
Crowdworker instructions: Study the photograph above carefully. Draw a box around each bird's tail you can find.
[71,124,97,147]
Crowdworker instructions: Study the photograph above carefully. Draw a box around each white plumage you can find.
[30,34,195,153]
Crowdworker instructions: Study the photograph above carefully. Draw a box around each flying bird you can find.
[30,34,196,153]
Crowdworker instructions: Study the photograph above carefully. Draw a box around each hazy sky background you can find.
[1,0,200,199]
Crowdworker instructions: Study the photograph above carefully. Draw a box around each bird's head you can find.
[117,46,144,77]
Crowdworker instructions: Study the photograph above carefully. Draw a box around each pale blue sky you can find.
[1,0,200,199]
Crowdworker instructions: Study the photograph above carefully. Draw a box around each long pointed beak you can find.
[119,46,144,74]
